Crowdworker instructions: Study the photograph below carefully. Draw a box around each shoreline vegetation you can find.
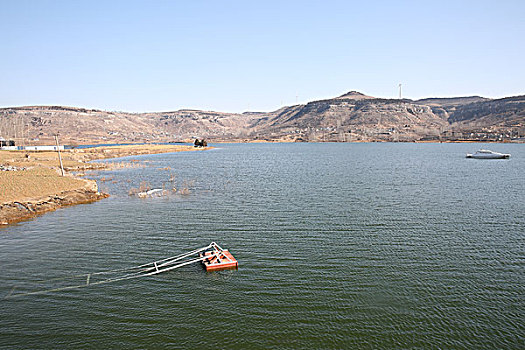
[0,144,211,226]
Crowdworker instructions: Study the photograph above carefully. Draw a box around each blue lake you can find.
[1,142,524,349]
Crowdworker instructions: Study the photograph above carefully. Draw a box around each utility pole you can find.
[399,83,402,99]
[54,134,65,176]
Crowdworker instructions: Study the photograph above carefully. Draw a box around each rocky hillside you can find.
[251,93,449,141]
[1,92,524,144]
[414,96,490,107]
[0,106,259,144]
[438,96,525,126]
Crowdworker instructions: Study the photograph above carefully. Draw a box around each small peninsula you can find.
[0,144,210,225]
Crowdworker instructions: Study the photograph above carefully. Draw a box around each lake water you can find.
[1,143,524,349]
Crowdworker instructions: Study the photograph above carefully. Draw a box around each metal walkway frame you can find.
[4,242,227,299]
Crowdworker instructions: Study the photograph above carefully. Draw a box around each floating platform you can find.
[200,249,238,271]
[5,242,237,299]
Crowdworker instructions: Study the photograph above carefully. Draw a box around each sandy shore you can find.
[0,144,210,225]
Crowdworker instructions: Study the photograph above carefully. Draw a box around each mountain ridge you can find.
[1,92,524,144]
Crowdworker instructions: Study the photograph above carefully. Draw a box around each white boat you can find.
[466,149,510,159]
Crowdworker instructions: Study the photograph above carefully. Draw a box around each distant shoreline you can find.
[209,139,524,144]
[0,144,211,226]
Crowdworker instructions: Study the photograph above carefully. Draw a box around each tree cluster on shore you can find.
[194,139,207,147]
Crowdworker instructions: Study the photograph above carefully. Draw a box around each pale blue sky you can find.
[1,0,524,112]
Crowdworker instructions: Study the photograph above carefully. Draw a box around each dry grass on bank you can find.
[71,144,206,161]
[0,167,89,203]
[0,144,210,205]
[0,149,88,170]
[0,144,208,168]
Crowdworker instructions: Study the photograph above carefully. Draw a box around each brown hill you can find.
[414,96,489,107]
[1,92,524,144]
[336,91,376,100]
[0,106,259,145]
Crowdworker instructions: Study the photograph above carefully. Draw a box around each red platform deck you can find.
[200,249,238,271]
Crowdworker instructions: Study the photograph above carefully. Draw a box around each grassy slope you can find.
[0,167,88,203]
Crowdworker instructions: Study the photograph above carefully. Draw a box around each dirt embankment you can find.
[0,183,109,225]
[0,165,106,225]
[0,144,210,226]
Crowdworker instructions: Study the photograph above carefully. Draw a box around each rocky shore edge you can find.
[0,179,108,226]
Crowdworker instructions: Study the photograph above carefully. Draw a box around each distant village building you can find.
[0,137,17,150]
[0,138,64,151]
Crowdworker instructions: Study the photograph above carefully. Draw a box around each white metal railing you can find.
[4,242,228,299]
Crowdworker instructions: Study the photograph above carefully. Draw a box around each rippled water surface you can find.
[1,143,524,349]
